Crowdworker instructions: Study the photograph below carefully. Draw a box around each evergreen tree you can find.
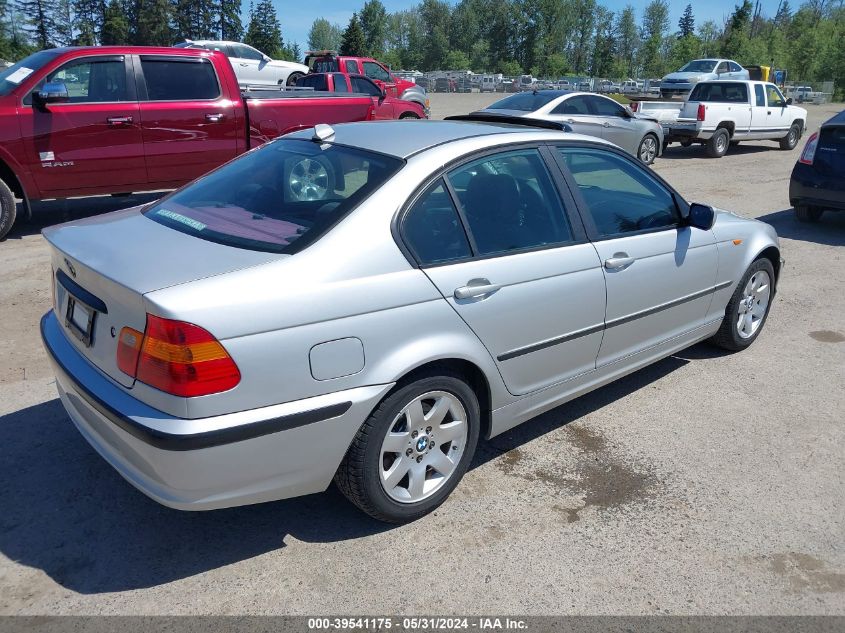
[340,12,366,57]
[244,0,282,57]
[722,0,753,59]
[360,0,386,56]
[18,0,58,48]
[639,0,669,76]
[307,18,341,51]
[219,0,242,41]
[615,5,639,77]
[136,0,172,45]
[678,4,695,37]
[72,0,105,45]
[53,0,73,45]
[172,0,215,41]
[101,0,128,44]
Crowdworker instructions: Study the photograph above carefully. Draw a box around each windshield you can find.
[486,91,561,112]
[144,139,403,254]
[0,50,61,96]
[679,60,718,73]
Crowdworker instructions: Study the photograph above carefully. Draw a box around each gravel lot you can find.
[0,94,843,616]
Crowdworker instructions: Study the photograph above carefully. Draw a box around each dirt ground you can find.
[0,95,842,616]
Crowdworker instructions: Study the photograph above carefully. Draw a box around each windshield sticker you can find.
[5,67,33,84]
[156,209,206,231]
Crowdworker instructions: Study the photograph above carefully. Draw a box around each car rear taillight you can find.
[116,315,240,397]
[799,131,819,165]
[697,103,706,121]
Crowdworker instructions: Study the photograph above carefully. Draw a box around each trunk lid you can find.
[44,205,281,388]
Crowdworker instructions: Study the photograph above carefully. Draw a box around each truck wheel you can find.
[706,129,730,158]
[680,139,693,148]
[0,178,17,240]
[286,72,304,87]
[779,124,801,150]
[334,370,480,523]
[637,133,659,165]
[399,112,420,119]
[795,205,823,222]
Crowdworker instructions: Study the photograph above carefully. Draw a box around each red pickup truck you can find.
[305,51,429,116]
[297,73,426,119]
[0,46,399,239]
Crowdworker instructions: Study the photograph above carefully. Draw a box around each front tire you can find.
[706,128,730,158]
[795,205,823,222]
[780,123,801,150]
[286,72,304,87]
[637,133,659,165]
[0,178,17,241]
[335,370,480,523]
[711,258,775,351]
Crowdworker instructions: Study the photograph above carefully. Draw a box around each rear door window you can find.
[402,179,471,265]
[551,95,591,115]
[331,74,349,92]
[299,74,328,91]
[446,149,573,256]
[345,60,359,74]
[140,58,220,101]
[351,75,381,96]
[143,139,403,254]
[588,95,626,116]
[754,84,765,106]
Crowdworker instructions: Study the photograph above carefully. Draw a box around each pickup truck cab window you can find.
[28,58,130,104]
[446,149,572,255]
[754,84,765,107]
[299,74,328,91]
[351,75,381,96]
[766,84,787,107]
[363,61,390,82]
[139,57,220,101]
[402,179,472,265]
[558,147,678,237]
[331,74,349,92]
[689,82,748,103]
[345,60,358,74]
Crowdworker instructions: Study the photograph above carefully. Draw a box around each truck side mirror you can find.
[33,82,69,110]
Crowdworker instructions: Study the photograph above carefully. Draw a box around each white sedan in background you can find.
[175,39,309,87]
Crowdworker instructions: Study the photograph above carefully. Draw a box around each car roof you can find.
[823,110,845,126]
[284,120,611,159]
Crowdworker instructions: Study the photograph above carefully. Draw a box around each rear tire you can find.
[711,258,775,351]
[779,123,801,150]
[335,370,480,523]
[706,128,730,158]
[795,205,823,222]
[0,178,17,241]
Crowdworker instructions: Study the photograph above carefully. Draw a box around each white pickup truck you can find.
[667,80,807,157]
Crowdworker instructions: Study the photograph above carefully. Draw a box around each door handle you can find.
[565,118,575,124]
[239,63,249,67]
[602,121,610,127]
[107,116,132,126]
[604,254,635,270]
[205,113,225,122]
[767,110,772,115]
[454,278,501,300]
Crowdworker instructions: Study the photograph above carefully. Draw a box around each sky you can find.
[271,0,787,53]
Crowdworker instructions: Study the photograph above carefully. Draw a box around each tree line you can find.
[0,0,300,61]
[0,0,842,93]
[311,0,843,91]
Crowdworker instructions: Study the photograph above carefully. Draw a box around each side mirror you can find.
[33,82,69,110]
[688,202,716,230]
[262,55,272,63]
[786,97,793,105]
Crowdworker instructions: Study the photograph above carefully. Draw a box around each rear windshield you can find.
[298,74,328,91]
[310,58,339,73]
[820,126,845,148]
[679,60,718,73]
[689,82,748,103]
[143,139,403,254]
[487,91,560,112]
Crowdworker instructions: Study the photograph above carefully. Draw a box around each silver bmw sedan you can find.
[42,119,780,523]
[480,90,665,165]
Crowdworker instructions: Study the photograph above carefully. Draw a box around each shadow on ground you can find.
[661,143,774,160]
[3,193,162,240]
[757,208,845,247]
[0,341,703,593]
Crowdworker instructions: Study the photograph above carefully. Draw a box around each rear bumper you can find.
[668,120,711,141]
[41,311,393,510]
[789,164,845,211]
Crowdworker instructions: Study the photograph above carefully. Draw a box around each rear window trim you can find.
[137,54,222,102]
